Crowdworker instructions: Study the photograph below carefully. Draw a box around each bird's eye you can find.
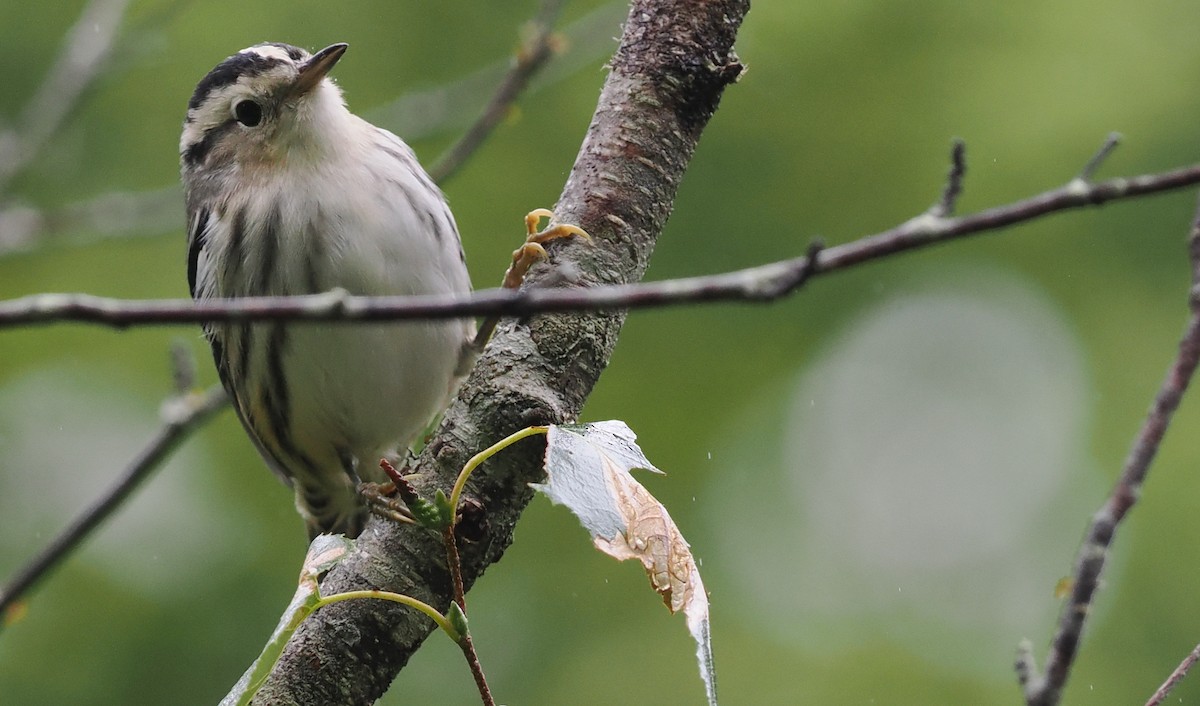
[234,100,263,127]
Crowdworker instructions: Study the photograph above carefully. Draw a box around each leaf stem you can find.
[314,590,459,642]
[448,425,549,524]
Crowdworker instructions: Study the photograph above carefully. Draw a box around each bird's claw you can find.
[503,209,591,290]
[358,481,418,525]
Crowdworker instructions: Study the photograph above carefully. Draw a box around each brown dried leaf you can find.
[534,421,716,705]
[592,453,694,614]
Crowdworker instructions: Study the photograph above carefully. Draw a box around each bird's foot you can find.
[359,480,418,525]
[502,208,591,290]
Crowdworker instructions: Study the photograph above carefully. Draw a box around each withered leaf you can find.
[533,421,717,705]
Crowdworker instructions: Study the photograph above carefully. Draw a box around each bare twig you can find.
[928,139,966,218]
[459,627,495,706]
[4,150,1200,330]
[444,529,468,612]
[445,526,493,705]
[0,384,227,617]
[428,0,566,183]
[0,0,130,194]
[365,2,621,144]
[1016,196,1200,706]
[1079,131,1123,182]
[1146,643,1200,706]
[0,187,181,257]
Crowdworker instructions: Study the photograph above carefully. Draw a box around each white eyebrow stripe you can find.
[242,45,300,63]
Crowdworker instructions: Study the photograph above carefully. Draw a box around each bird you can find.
[180,42,476,538]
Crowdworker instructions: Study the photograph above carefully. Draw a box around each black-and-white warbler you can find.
[180,43,476,538]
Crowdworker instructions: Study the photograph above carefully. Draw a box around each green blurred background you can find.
[4,0,1200,703]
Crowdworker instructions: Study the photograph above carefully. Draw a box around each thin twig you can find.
[4,149,1200,329]
[1146,643,1200,706]
[459,628,495,706]
[428,0,565,184]
[0,0,130,194]
[1079,131,1123,182]
[0,384,227,617]
[365,2,619,145]
[444,529,467,612]
[1016,195,1200,706]
[928,138,966,217]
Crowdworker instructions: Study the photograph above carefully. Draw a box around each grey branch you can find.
[4,156,1200,330]
[0,384,226,617]
[0,187,182,257]
[1079,131,1123,182]
[1016,195,1200,706]
[0,0,129,194]
[241,0,749,703]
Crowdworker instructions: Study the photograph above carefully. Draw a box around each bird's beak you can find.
[292,43,348,96]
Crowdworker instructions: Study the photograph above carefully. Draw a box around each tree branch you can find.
[428,0,566,184]
[1146,643,1200,706]
[1015,195,1200,706]
[0,0,129,195]
[240,0,749,703]
[0,383,226,618]
[928,138,966,218]
[4,153,1200,330]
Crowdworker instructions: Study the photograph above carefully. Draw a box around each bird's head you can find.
[180,42,349,174]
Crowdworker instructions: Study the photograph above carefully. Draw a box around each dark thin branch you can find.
[444,529,468,612]
[428,0,565,183]
[1146,643,1200,706]
[5,153,1200,330]
[928,138,966,218]
[457,613,494,706]
[0,384,227,617]
[1016,195,1200,706]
